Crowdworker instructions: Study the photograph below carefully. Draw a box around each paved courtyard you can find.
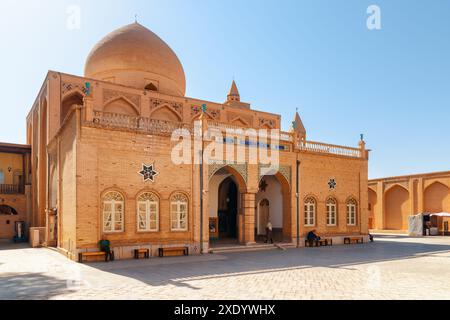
[0,235,449,300]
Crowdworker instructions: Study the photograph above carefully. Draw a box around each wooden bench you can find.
[134,248,150,259]
[305,238,333,247]
[344,237,364,244]
[79,251,114,263]
[158,246,189,257]
[305,239,319,247]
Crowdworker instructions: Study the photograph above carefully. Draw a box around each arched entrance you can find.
[208,166,247,245]
[255,173,291,242]
[218,177,238,239]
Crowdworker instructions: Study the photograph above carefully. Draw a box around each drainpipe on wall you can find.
[296,159,300,248]
[199,149,204,255]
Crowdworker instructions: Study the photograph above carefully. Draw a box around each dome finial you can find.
[134,14,138,23]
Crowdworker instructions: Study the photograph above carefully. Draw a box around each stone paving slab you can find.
[0,236,449,300]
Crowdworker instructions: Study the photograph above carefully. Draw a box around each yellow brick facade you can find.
[19,23,370,260]
[369,171,450,232]
[0,144,31,240]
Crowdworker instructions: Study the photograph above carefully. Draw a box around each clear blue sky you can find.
[1,0,449,179]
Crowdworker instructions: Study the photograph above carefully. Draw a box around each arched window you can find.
[304,197,316,227]
[61,92,83,125]
[0,169,4,184]
[102,191,124,232]
[326,198,337,226]
[137,192,159,232]
[170,193,188,231]
[0,205,18,215]
[347,199,357,226]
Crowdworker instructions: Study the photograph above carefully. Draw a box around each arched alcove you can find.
[385,185,410,230]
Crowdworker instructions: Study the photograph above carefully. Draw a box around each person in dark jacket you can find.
[306,229,321,247]
[99,238,113,262]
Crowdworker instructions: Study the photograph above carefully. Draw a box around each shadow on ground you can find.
[83,235,450,289]
[0,242,30,251]
[0,273,74,300]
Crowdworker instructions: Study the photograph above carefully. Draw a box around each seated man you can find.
[98,238,113,262]
[306,229,321,246]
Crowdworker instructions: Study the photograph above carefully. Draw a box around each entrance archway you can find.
[208,166,247,244]
[218,177,238,239]
[255,173,291,242]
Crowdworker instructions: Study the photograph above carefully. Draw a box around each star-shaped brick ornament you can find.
[139,163,158,182]
[328,178,337,190]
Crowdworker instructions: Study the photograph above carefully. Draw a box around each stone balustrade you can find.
[90,112,362,158]
[92,111,191,136]
[298,140,362,158]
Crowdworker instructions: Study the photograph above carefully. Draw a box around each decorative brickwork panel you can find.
[62,81,90,96]
[150,98,183,118]
[259,118,276,129]
[227,112,252,126]
[103,89,141,107]
[208,163,248,184]
[259,165,291,186]
[191,105,221,120]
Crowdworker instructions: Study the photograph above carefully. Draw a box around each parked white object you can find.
[408,214,423,236]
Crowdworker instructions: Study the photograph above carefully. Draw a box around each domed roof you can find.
[84,23,186,96]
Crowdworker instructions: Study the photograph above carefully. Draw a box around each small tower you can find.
[224,80,250,108]
[227,80,240,102]
[292,111,307,142]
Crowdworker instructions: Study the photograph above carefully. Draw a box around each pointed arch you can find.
[424,181,450,193]
[192,112,214,122]
[209,165,247,193]
[103,96,139,116]
[256,172,291,240]
[62,88,85,101]
[385,184,410,230]
[424,181,450,213]
[61,91,84,124]
[150,104,182,122]
[230,116,249,127]
[384,183,409,195]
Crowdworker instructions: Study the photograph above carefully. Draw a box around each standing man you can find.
[99,238,114,262]
[265,221,274,244]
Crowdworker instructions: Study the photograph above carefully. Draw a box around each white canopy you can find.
[430,212,450,217]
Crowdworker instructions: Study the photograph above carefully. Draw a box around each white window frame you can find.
[0,169,4,184]
[137,193,159,232]
[326,198,337,226]
[103,192,124,233]
[170,194,188,231]
[304,198,316,227]
[347,200,357,226]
